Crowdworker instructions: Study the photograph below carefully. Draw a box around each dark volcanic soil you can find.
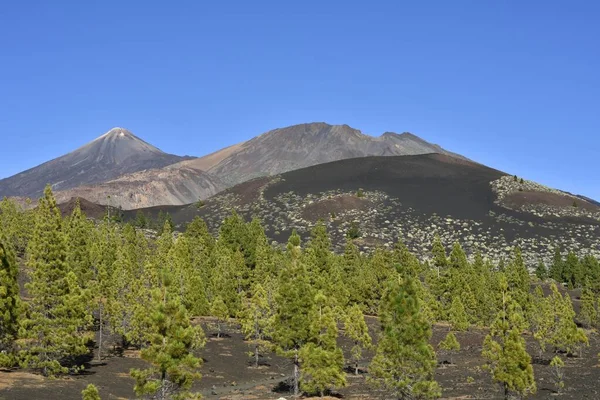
[2,319,599,400]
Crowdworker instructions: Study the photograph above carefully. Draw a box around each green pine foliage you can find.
[299,292,346,396]
[449,297,469,332]
[549,356,565,393]
[130,269,205,400]
[368,275,441,399]
[482,277,536,399]
[438,332,460,365]
[20,186,92,376]
[343,304,372,375]
[0,232,21,366]
[238,283,272,367]
[272,231,315,397]
[81,383,101,400]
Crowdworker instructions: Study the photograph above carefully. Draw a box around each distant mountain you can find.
[0,123,468,208]
[0,127,191,199]
[176,122,466,186]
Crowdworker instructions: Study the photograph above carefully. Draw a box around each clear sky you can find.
[1,1,598,199]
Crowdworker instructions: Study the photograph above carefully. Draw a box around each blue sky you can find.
[1,1,598,199]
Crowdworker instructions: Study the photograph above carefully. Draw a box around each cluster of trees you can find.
[0,186,598,399]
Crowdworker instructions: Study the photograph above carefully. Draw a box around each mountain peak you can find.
[0,127,190,198]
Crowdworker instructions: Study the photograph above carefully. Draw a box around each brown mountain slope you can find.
[198,122,466,186]
[0,127,191,198]
[55,165,224,210]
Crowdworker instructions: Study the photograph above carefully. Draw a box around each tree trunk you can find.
[355,360,359,375]
[255,343,259,368]
[293,350,299,397]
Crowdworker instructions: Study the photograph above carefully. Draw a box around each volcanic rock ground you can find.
[127,154,600,266]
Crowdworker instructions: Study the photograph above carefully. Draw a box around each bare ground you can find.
[2,318,599,400]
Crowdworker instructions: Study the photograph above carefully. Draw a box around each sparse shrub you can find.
[197,199,206,208]
[572,200,578,208]
[550,356,565,393]
[439,332,460,365]
[356,188,364,198]
[466,376,475,384]
[330,211,336,219]
[81,384,101,400]
[347,222,361,239]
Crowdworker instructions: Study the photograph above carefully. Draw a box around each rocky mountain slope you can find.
[131,154,600,265]
[54,165,224,210]
[177,122,466,186]
[0,128,190,199]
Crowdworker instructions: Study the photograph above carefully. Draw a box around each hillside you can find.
[0,128,190,198]
[54,165,225,210]
[131,154,600,265]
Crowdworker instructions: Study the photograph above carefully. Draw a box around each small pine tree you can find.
[346,221,361,239]
[549,356,565,394]
[130,269,205,400]
[238,283,272,367]
[579,286,598,328]
[535,260,547,280]
[343,304,372,375]
[81,383,101,400]
[299,293,346,396]
[519,178,524,184]
[210,296,229,338]
[482,277,536,399]
[272,231,315,397]
[439,332,460,365]
[368,275,441,399]
[356,188,364,198]
[449,297,469,331]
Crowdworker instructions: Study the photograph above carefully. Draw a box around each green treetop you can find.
[130,269,205,400]
[368,274,441,399]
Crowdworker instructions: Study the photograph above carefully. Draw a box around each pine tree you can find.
[505,247,531,312]
[438,332,460,365]
[169,236,209,316]
[20,185,92,376]
[549,356,565,394]
[430,234,448,277]
[549,247,564,283]
[535,260,547,281]
[65,200,93,287]
[107,224,150,348]
[0,197,32,255]
[299,292,346,396]
[89,218,119,360]
[305,221,349,309]
[0,232,20,366]
[81,383,101,400]
[449,297,469,332]
[130,269,205,400]
[549,285,589,356]
[579,285,598,328]
[272,231,315,397]
[210,296,229,338]
[343,304,372,375]
[482,276,536,399]
[368,275,441,399]
[238,283,272,367]
[529,286,554,359]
